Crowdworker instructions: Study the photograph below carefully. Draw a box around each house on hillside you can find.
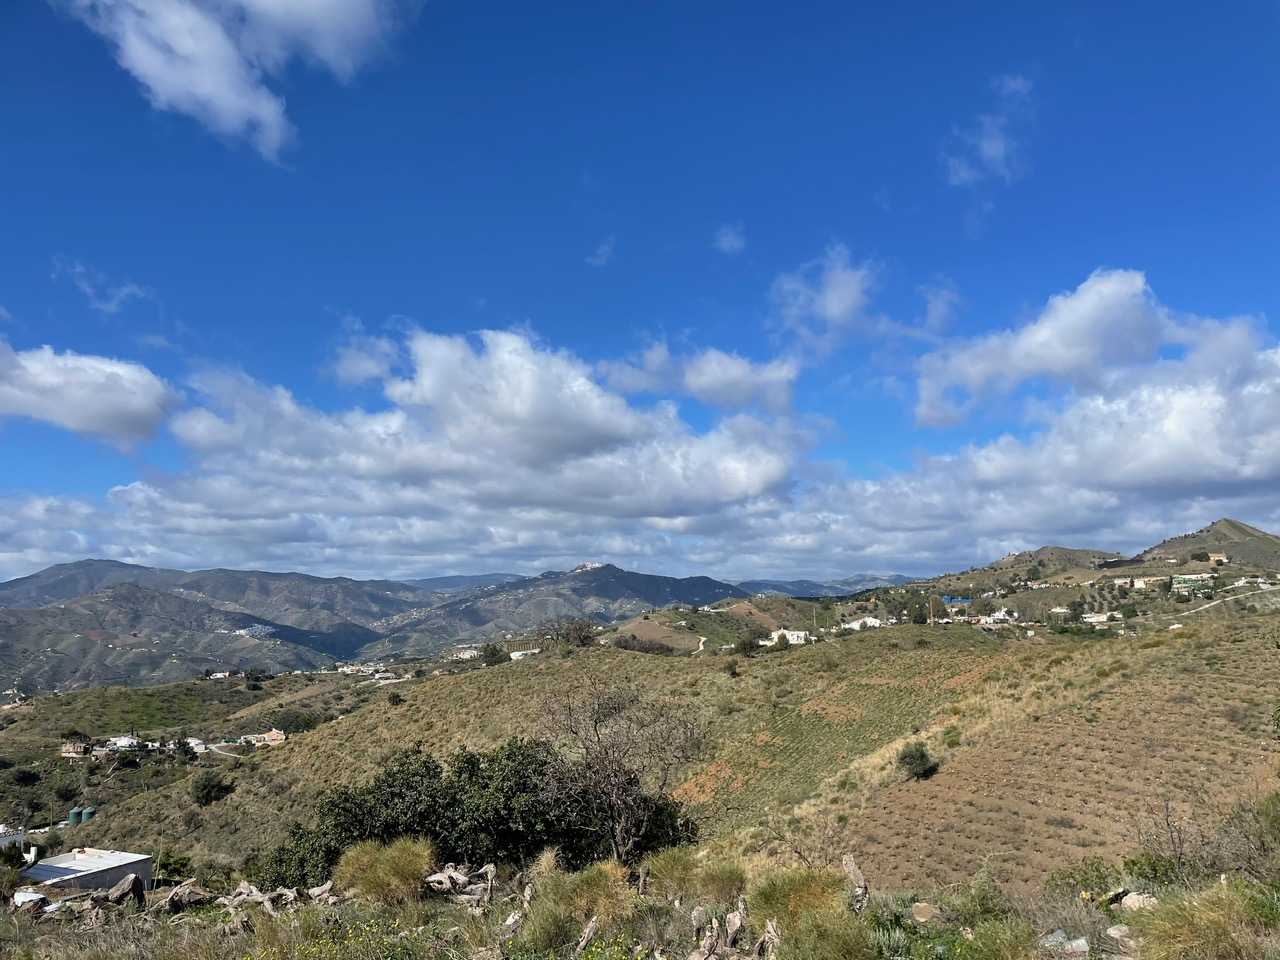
[60,741,91,760]
[105,736,140,751]
[1208,552,1229,563]
[766,629,810,646]
[842,617,882,631]
[21,848,152,891]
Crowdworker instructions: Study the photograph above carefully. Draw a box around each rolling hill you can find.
[1138,517,1280,567]
[0,583,336,696]
[732,574,911,597]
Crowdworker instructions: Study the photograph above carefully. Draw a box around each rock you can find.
[1103,887,1130,906]
[1120,892,1158,912]
[911,902,943,924]
[155,879,215,914]
[692,905,709,939]
[725,910,744,947]
[840,854,870,914]
[306,880,333,900]
[1106,923,1137,953]
[103,873,145,907]
[575,915,598,955]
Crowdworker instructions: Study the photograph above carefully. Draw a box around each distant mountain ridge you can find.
[2,519,1275,696]
[733,574,911,597]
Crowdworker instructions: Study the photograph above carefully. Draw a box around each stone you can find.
[1119,892,1158,912]
[1106,923,1137,953]
[307,880,333,900]
[910,902,943,924]
[840,854,870,914]
[103,873,145,907]
[575,915,598,955]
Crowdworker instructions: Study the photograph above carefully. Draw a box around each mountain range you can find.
[2,517,1279,697]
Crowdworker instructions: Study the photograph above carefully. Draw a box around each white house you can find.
[767,629,810,646]
[105,736,140,751]
[842,617,882,631]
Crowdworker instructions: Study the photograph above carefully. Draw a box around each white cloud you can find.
[942,73,1034,188]
[769,243,879,351]
[713,223,746,255]
[915,269,1167,425]
[920,280,960,334]
[52,258,150,314]
[3,271,1277,585]
[682,349,797,413]
[58,0,417,159]
[0,337,181,444]
[0,305,12,324]
[599,341,673,394]
[586,236,615,268]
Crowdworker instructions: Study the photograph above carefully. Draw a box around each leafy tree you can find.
[543,678,701,863]
[538,616,599,647]
[897,741,938,780]
[386,690,404,706]
[190,770,234,807]
[480,643,507,666]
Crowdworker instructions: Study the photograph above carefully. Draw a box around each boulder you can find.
[103,872,145,907]
[840,855,870,914]
[910,902,943,924]
[306,880,333,900]
[1106,923,1137,954]
[1119,892,1158,912]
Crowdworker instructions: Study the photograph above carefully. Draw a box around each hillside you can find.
[1138,517,1280,567]
[397,573,523,593]
[0,584,337,696]
[25,605,1271,894]
[732,574,911,597]
[368,564,751,654]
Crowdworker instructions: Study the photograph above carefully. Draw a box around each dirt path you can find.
[1184,583,1280,615]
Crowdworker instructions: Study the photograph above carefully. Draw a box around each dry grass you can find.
[1131,883,1264,960]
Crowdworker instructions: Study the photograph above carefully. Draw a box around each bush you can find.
[1130,883,1262,960]
[939,869,1010,928]
[190,769,234,806]
[697,859,747,903]
[966,917,1037,960]
[776,907,876,960]
[386,690,404,706]
[748,868,847,927]
[333,838,436,905]
[642,846,699,902]
[1045,855,1121,900]
[896,741,938,780]
[521,856,635,953]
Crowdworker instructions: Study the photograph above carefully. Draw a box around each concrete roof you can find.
[21,848,151,884]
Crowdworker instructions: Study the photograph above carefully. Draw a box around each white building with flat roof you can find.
[21,847,152,890]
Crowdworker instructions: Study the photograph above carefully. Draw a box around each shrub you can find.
[642,846,699,902]
[1130,883,1262,960]
[776,907,876,960]
[190,769,234,806]
[569,861,636,927]
[697,859,747,904]
[1045,855,1121,900]
[939,869,1010,928]
[748,869,847,927]
[386,690,404,706]
[966,917,1037,960]
[333,838,436,905]
[896,741,938,780]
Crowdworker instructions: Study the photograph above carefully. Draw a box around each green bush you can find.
[642,846,699,902]
[1130,883,1262,960]
[896,741,938,780]
[966,917,1037,960]
[1045,855,1121,900]
[697,859,747,904]
[332,838,436,905]
[748,868,847,927]
[776,907,876,960]
[189,769,234,806]
[939,869,1010,928]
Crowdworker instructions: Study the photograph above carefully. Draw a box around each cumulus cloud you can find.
[682,349,797,413]
[0,338,181,444]
[713,223,746,255]
[915,269,1168,424]
[586,236,615,268]
[769,244,879,352]
[52,258,150,314]
[599,341,673,394]
[942,73,1034,187]
[58,0,418,159]
[3,273,1278,584]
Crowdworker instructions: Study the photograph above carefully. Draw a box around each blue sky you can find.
[0,0,1277,581]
